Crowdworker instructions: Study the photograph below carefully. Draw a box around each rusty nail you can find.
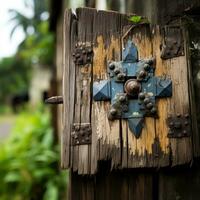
[45,96,63,104]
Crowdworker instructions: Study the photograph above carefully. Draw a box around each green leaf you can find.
[129,15,142,23]
[4,172,21,183]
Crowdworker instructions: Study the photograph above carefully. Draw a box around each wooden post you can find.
[55,2,200,200]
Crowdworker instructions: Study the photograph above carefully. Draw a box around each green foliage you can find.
[128,15,150,24]
[19,21,55,65]
[0,56,30,103]
[0,106,67,200]
[129,15,142,23]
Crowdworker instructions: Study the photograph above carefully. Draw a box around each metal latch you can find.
[93,40,172,138]
[71,123,92,145]
[167,114,191,138]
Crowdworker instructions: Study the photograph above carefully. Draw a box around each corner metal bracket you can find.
[72,42,93,65]
[161,26,184,60]
[93,40,172,138]
[71,123,92,145]
[167,114,191,138]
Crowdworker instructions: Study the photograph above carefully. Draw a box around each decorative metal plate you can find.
[93,40,172,138]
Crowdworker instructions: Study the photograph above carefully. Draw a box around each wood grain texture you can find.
[62,8,194,174]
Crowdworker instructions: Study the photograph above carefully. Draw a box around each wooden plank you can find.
[152,25,170,167]
[76,8,96,175]
[185,23,200,157]
[91,10,123,173]
[62,9,77,168]
[122,24,157,168]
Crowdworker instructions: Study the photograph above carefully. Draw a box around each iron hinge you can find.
[71,123,92,145]
[167,114,191,138]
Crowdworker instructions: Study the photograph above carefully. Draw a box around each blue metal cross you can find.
[93,40,172,138]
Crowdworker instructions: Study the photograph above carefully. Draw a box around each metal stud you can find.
[146,102,153,109]
[119,95,126,102]
[144,97,150,105]
[138,92,145,100]
[109,63,115,70]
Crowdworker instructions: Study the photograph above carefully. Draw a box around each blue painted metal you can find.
[93,80,111,101]
[92,40,172,138]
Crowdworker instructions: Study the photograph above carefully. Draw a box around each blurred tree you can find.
[0,56,30,104]
[0,0,54,105]
[9,0,49,38]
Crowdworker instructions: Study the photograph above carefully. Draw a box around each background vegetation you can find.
[0,106,67,200]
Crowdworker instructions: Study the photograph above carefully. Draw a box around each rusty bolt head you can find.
[183,130,187,135]
[124,79,141,96]
[74,135,78,139]
[185,114,189,118]
[144,64,150,71]
[138,92,145,100]
[87,56,91,61]
[75,126,80,131]
[146,58,154,65]
[174,121,182,129]
[110,108,117,116]
[146,102,153,109]
[138,70,146,78]
[184,121,189,126]
[151,107,157,114]
[119,95,126,102]
[88,48,92,53]
[114,68,120,74]
[75,53,80,58]
[144,97,150,105]
[117,73,125,80]
[109,63,115,70]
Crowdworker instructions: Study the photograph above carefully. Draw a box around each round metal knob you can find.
[138,70,146,79]
[109,63,115,70]
[138,92,146,100]
[144,64,150,71]
[143,97,150,105]
[119,95,126,102]
[124,79,141,96]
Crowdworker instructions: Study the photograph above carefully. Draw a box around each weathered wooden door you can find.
[62,8,198,176]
